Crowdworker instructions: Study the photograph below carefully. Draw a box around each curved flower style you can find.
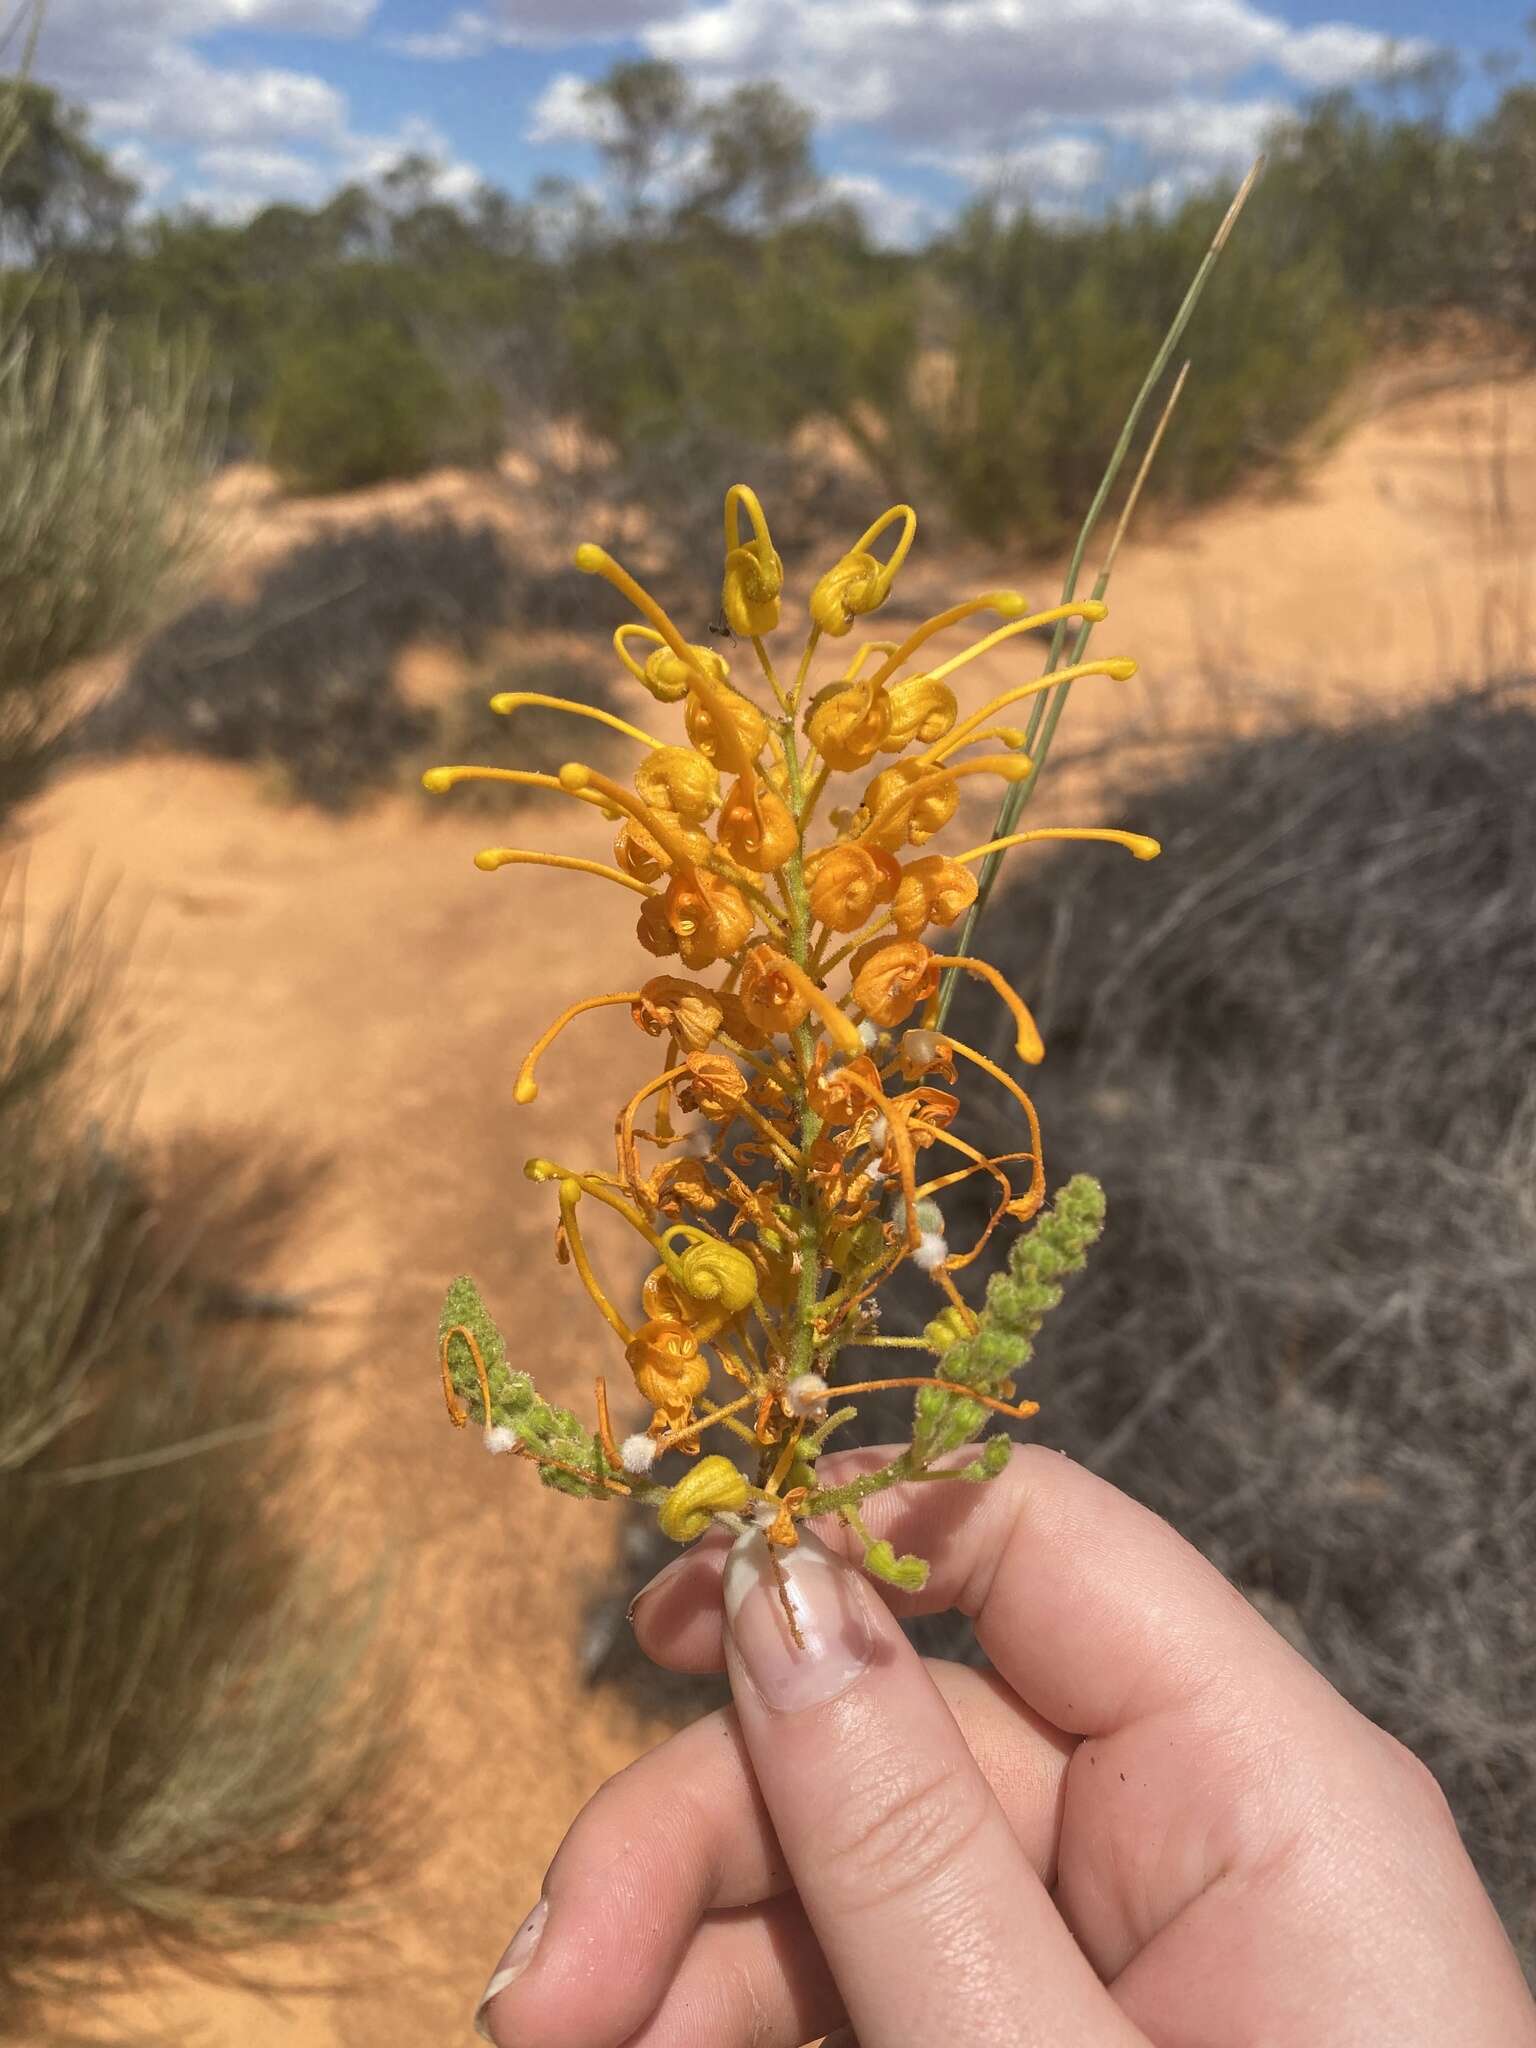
[431,486,1157,1594]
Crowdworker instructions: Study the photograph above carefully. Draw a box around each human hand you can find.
[474,1444,1536,2047]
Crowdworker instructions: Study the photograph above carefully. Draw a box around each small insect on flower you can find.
[428,482,1154,1592]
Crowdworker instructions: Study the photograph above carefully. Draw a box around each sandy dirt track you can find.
[12,365,1536,2046]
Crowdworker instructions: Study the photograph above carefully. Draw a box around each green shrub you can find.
[917,191,1363,543]
[264,318,466,494]
[0,891,400,2028]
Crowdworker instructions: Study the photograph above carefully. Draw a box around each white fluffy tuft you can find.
[620,1433,658,1475]
[857,1019,880,1049]
[483,1425,519,1455]
[786,1371,829,1417]
[914,1231,950,1271]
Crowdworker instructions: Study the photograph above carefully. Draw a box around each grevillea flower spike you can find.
[428,483,1159,1610]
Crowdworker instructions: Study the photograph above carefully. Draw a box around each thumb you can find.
[720,1525,1145,2048]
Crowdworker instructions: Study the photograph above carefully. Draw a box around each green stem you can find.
[802,1448,916,1519]
[776,713,824,1382]
[935,160,1262,1027]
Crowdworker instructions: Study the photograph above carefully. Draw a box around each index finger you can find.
[719,1523,1147,2048]
[635,1442,1336,1738]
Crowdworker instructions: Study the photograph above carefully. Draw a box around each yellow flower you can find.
[717,774,797,873]
[658,1455,750,1541]
[850,938,940,1028]
[635,745,721,826]
[805,843,901,932]
[890,855,979,937]
[720,484,783,638]
[659,1225,759,1316]
[805,677,892,770]
[809,505,917,636]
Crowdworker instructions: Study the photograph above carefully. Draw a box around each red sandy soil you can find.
[10,363,1536,2046]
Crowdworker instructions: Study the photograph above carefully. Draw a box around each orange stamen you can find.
[440,1323,493,1429]
[928,955,1044,1064]
[955,827,1161,865]
[923,658,1137,764]
[472,847,655,897]
[558,1177,633,1342]
[515,991,642,1104]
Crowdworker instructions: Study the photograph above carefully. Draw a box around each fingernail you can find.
[474,1897,548,2042]
[626,1549,692,1625]
[723,1527,874,1714]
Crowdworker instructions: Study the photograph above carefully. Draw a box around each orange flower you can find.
[614,818,669,883]
[805,677,892,771]
[805,1043,885,1126]
[860,761,959,849]
[894,1025,956,1082]
[685,683,770,765]
[717,775,797,872]
[890,854,979,937]
[677,1051,750,1120]
[901,1085,960,1143]
[805,842,900,932]
[630,975,720,1049]
[635,745,721,826]
[657,868,754,970]
[738,943,810,1035]
[625,1318,711,1435]
[850,938,939,1027]
[645,1158,721,1215]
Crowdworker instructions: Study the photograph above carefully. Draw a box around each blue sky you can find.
[26,1,1530,240]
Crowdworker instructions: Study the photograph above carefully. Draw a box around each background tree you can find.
[0,79,133,263]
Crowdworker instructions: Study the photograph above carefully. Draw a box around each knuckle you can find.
[1375,1727,1454,1822]
[813,1743,991,1915]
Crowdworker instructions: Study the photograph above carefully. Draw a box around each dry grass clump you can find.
[0,309,210,822]
[0,892,400,2032]
[872,683,1534,1975]
[85,517,594,810]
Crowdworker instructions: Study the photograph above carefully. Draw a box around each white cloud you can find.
[385,8,507,60]
[824,170,940,248]
[109,139,174,202]
[625,0,1433,225]
[27,0,491,220]
[1278,22,1405,88]
[916,135,1108,195]
[339,115,483,202]
[91,50,347,147]
[388,1,693,55]
[527,70,616,147]
[646,0,1423,142]
[1107,95,1288,171]
[195,142,325,186]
